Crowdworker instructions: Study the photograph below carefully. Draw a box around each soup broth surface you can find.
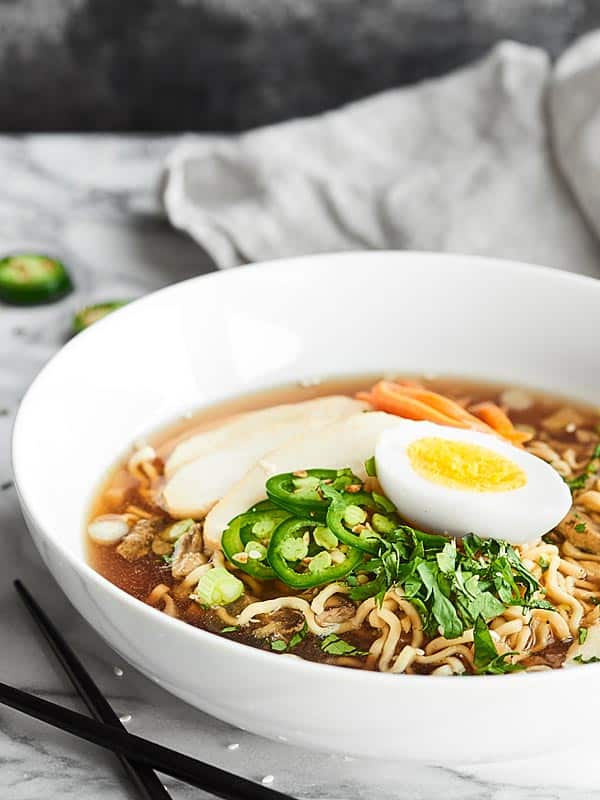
[87,376,600,675]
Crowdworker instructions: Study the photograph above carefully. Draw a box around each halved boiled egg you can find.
[375,420,571,544]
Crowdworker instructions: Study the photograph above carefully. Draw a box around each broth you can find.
[87,376,600,675]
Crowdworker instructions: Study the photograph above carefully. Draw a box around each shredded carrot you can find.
[468,402,533,445]
[358,380,530,446]
[389,384,495,433]
[359,382,472,428]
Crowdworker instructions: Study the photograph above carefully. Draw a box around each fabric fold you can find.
[164,39,600,277]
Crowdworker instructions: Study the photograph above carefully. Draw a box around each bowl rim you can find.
[11,249,600,688]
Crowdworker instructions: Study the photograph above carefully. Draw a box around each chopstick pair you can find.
[11,580,294,800]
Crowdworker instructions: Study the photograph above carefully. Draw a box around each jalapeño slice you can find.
[0,254,73,305]
[324,486,399,554]
[267,517,363,589]
[222,508,290,580]
[266,467,360,520]
[73,300,129,333]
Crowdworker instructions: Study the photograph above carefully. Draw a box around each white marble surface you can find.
[1,135,600,800]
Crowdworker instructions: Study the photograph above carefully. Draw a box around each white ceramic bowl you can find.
[12,251,600,764]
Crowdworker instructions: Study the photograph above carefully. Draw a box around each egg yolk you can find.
[407,437,527,492]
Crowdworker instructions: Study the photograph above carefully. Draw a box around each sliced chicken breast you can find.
[165,395,366,477]
[162,396,367,519]
[203,411,403,550]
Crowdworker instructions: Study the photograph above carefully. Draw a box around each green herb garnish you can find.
[220,625,238,633]
[567,445,600,491]
[567,474,589,491]
[320,634,368,657]
[348,528,552,640]
[575,523,587,534]
[268,623,308,653]
[288,622,308,649]
[579,627,588,645]
[573,655,600,664]
[472,616,524,675]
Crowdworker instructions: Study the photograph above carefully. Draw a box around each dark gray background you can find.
[2,0,599,131]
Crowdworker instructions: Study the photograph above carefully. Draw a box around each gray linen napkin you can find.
[164,38,600,277]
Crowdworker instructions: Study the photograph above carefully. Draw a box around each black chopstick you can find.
[14,580,171,800]
[0,682,294,800]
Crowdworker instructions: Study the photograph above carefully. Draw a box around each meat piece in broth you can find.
[170,525,206,580]
[162,396,367,519]
[116,518,162,561]
[558,508,600,554]
[203,411,404,551]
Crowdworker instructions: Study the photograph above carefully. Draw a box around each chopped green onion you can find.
[191,568,244,606]
[343,505,367,527]
[371,513,395,535]
[579,627,588,645]
[251,518,276,540]
[270,639,287,652]
[244,540,267,561]
[308,550,332,573]
[575,523,587,533]
[280,536,308,561]
[161,518,195,542]
[313,526,338,550]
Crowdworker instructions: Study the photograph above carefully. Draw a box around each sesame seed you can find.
[293,470,308,478]
[113,666,124,677]
[566,423,577,433]
[119,714,132,724]
[227,743,240,751]
[346,484,361,493]
[262,775,275,785]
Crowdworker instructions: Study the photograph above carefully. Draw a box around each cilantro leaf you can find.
[436,541,457,573]
[320,634,368,657]
[432,584,463,639]
[346,511,550,647]
[288,622,308,649]
[467,591,506,621]
[472,616,523,675]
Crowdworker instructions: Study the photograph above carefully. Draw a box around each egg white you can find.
[375,420,572,544]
